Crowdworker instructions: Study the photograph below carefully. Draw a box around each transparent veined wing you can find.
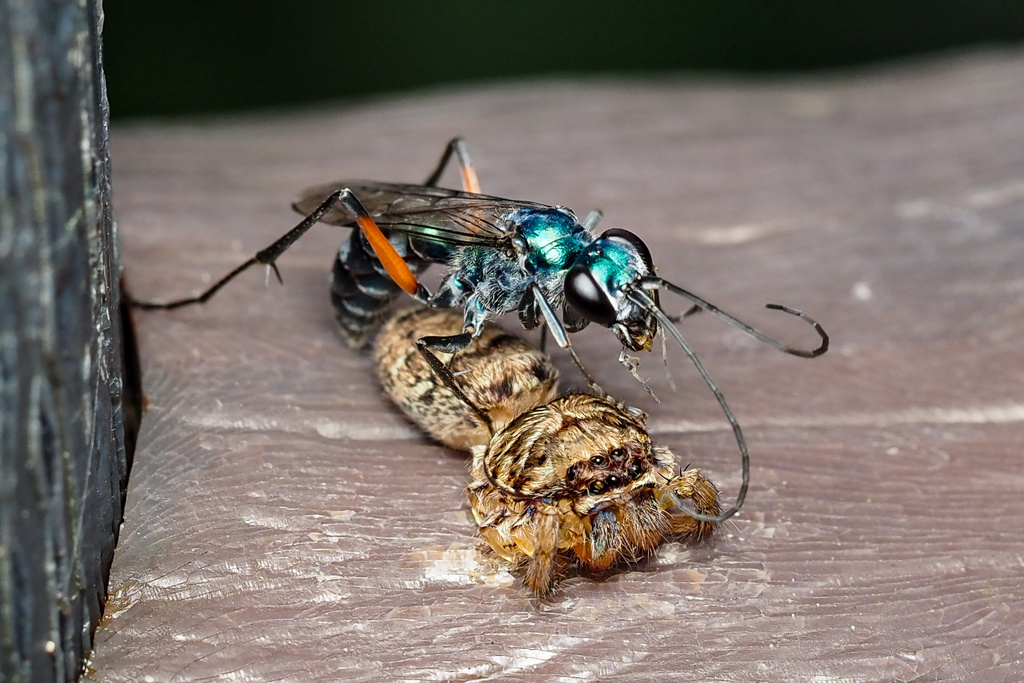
[293,181,553,249]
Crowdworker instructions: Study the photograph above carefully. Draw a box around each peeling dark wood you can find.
[0,1,130,682]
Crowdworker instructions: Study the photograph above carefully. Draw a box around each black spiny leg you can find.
[527,283,604,395]
[423,137,481,193]
[415,333,494,433]
[130,191,346,310]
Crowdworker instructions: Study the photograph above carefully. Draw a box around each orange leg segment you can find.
[461,165,481,194]
[354,138,485,295]
[355,214,418,295]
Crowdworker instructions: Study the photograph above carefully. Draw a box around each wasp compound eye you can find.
[565,264,616,326]
[599,228,654,273]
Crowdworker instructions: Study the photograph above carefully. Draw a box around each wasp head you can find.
[564,228,659,351]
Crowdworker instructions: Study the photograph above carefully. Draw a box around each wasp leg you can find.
[131,188,427,309]
[131,191,346,310]
[335,191,426,298]
[422,137,481,194]
[527,282,604,395]
[414,335,494,435]
[581,209,603,231]
[418,331,474,355]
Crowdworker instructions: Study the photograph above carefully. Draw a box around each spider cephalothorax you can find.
[468,394,719,595]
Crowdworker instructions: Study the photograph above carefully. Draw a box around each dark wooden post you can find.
[0,0,135,681]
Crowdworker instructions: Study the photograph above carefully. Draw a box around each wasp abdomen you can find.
[332,230,437,348]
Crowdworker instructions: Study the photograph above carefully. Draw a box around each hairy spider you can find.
[375,307,719,595]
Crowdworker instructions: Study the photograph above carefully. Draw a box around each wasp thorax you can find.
[484,394,654,499]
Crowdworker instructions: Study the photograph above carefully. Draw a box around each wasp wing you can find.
[293,181,553,249]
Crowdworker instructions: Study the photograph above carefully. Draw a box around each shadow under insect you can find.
[375,307,721,596]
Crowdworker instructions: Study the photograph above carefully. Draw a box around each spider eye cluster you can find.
[567,444,649,496]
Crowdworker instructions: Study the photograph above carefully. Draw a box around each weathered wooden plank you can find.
[96,50,1024,681]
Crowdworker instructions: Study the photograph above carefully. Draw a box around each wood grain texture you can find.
[93,50,1024,681]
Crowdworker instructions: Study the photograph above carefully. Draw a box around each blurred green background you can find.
[104,1,1024,120]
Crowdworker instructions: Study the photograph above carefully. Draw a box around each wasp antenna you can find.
[764,303,829,357]
[640,277,829,359]
[626,289,749,523]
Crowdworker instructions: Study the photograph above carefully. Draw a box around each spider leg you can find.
[586,509,620,571]
[524,502,560,596]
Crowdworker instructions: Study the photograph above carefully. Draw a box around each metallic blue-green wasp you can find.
[137,138,828,522]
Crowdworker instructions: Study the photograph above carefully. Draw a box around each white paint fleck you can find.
[414,545,514,588]
[852,281,873,301]
[183,411,420,441]
[694,221,789,246]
